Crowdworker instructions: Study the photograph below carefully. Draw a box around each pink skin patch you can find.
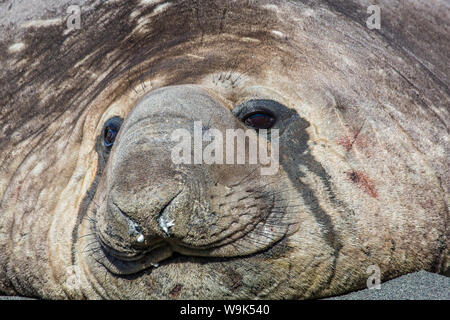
[346,170,378,198]
[337,127,369,152]
[15,180,24,197]
[338,135,354,152]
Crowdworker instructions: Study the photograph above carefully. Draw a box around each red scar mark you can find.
[338,136,354,151]
[346,170,378,198]
[337,127,369,152]
[15,180,24,196]
[170,284,183,298]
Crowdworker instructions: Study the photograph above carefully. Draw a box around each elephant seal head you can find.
[0,0,448,299]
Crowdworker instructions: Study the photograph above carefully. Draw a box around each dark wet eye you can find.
[104,126,118,147]
[103,117,123,149]
[233,99,295,134]
[243,112,276,129]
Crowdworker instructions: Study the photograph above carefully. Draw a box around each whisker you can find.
[78,232,96,239]
[83,246,101,255]
[82,240,100,253]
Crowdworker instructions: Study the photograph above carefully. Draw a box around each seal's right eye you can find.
[103,117,123,149]
[104,126,118,147]
[232,99,297,135]
[243,112,276,129]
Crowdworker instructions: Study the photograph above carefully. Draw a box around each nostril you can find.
[127,219,142,236]
[126,217,146,244]
[107,202,165,251]
[156,190,183,237]
[99,199,176,268]
[158,215,175,236]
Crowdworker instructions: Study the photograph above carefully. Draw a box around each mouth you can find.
[87,205,292,278]
[94,231,174,275]
[98,236,152,262]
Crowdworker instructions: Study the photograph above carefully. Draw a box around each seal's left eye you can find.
[243,112,276,129]
[104,126,118,147]
[103,117,123,149]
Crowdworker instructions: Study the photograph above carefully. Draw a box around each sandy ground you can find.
[328,270,449,300]
[0,270,448,300]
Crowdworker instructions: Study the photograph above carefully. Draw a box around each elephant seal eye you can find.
[103,117,123,149]
[104,126,118,147]
[243,112,276,129]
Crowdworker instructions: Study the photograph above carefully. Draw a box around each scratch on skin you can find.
[337,121,366,152]
[337,135,354,152]
[346,170,378,198]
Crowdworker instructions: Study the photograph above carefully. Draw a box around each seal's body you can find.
[0,0,448,299]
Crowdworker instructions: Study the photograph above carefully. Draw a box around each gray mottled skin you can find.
[0,0,448,299]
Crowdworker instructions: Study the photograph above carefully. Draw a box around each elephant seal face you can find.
[0,0,448,299]
[81,85,337,298]
[92,85,300,275]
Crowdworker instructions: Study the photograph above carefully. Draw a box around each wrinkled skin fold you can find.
[0,0,448,299]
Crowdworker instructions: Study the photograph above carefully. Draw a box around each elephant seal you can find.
[0,0,448,299]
